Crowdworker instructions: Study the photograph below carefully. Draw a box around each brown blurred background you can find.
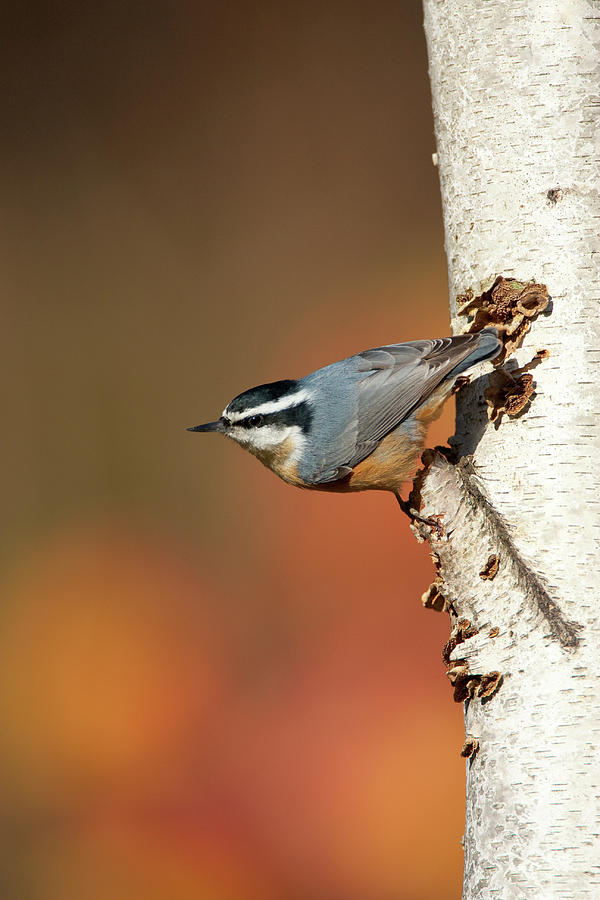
[1,3,466,898]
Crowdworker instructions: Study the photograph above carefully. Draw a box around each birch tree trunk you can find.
[420,2,600,897]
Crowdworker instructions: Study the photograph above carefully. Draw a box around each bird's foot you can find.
[395,493,445,537]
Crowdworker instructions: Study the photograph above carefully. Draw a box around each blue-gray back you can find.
[296,329,500,485]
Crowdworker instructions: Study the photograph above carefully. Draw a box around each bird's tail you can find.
[449,327,502,376]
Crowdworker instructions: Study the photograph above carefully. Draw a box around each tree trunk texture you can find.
[421,2,600,898]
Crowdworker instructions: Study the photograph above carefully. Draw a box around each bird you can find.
[188,327,501,498]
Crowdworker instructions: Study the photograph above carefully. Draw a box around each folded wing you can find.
[308,332,494,484]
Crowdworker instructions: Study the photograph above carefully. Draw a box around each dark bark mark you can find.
[456,458,582,650]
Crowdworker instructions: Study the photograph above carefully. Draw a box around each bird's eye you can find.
[249,414,264,427]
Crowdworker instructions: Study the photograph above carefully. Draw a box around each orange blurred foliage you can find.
[1,2,466,898]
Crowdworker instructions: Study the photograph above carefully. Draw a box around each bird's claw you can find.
[395,494,445,537]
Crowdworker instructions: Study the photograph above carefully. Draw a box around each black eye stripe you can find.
[236,402,313,433]
[236,415,263,430]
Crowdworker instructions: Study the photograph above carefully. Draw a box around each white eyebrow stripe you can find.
[224,389,310,421]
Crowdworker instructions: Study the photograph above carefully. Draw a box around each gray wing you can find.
[307,334,485,484]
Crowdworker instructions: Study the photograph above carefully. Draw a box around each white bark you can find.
[421,2,600,897]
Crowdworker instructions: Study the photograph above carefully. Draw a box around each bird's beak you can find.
[187,418,226,433]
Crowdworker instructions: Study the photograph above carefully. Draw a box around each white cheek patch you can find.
[229,423,283,449]
[228,424,306,462]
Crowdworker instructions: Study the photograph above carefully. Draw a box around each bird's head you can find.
[188,379,313,470]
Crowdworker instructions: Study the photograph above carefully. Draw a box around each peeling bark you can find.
[422,1,600,897]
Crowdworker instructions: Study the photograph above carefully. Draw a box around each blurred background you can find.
[1,2,466,898]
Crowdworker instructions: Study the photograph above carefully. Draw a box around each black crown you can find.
[228,379,298,413]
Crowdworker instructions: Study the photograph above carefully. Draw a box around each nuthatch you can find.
[188,328,501,495]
